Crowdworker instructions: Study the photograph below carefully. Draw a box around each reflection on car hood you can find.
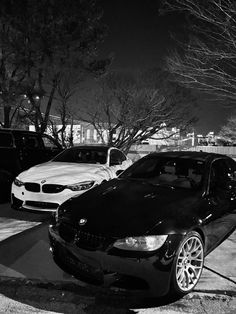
[65,178,200,237]
[18,162,106,184]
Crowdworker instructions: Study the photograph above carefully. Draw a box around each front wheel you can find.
[170,231,204,296]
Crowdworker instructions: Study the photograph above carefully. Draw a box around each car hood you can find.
[18,162,106,184]
[64,178,200,237]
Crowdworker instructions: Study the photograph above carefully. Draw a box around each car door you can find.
[14,132,46,170]
[201,158,236,252]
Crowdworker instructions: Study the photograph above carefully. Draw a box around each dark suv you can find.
[0,129,62,201]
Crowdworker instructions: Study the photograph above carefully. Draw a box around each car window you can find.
[118,150,126,162]
[42,135,60,149]
[120,156,205,189]
[53,147,108,164]
[0,132,13,147]
[110,149,126,165]
[209,159,231,190]
[14,133,43,149]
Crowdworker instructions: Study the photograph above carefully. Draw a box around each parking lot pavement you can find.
[0,202,50,241]
[197,231,236,295]
[0,202,50,222]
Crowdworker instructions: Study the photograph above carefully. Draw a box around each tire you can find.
[0,170,14,202]
[170,231,204,296]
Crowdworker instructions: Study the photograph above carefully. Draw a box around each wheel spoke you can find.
[187,238,193,251]
[190,264,202,269]
[188,265,197,279]
[190,258,203,262]
[177,267,184,280]
[184,271,189,288]
[191,243,201,253]
[192,249,203,259]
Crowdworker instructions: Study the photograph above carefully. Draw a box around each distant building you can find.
[197,131,217,146]
[1,106,192,147]
[29,117,100,145]
[141,125,181,146]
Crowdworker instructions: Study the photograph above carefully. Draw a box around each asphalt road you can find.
[0,202,235,313]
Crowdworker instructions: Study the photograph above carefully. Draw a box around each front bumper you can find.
[11,184,84,212]
[48,224,181,297]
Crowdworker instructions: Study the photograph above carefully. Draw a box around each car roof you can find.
[148,150,232,161]
[67,145,113,150]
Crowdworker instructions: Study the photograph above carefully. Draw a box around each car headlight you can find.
[14,178,24,187]
[66,181,95,191]
[113,235,168,251]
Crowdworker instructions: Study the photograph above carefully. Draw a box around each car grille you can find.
[76,230,108,250]
[42,184,65,193]
[58,222,110,250]
[25,200,59,209]
[58,222,76,243]
[24,183,40,192]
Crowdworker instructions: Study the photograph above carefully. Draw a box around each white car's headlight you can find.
[113,235,168,251]
[66,181,95,191]
[14,178,24,187]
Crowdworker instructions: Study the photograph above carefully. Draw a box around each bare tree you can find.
[161,0,236,102]
[0,0,109,131]
[47,70,82,147]
[80,71,197,153]
[218,114,236,144]
[0,12,26,128]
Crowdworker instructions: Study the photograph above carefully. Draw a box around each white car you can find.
[11,145,132,212]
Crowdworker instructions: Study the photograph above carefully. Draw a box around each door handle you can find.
[201,213,213,223]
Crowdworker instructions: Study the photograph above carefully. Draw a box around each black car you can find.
[49,151,236,297]
[0,128,62,201]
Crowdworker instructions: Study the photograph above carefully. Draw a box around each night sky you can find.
[100,0,172,70]
[98,0,232,135]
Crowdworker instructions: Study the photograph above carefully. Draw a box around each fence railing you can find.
[188,146,236,158]
[128,145,236,161]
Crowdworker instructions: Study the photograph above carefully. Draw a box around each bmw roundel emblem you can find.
[41,179,46,184]
[79,218,87,226]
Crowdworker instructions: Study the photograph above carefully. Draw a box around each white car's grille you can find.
[25,200,59,209]
[23,183,65,193]
[42,184,65,193]
[24,183,40,192]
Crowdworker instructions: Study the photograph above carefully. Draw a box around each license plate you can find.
[66,255,91,274]
[57,245,103,282]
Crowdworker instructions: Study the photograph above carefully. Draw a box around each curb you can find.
[0,276,235,303]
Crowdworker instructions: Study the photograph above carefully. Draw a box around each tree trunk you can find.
[41,75,59,134]
[3,105,11,128]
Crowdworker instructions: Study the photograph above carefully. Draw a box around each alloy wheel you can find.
[175,235,204,292]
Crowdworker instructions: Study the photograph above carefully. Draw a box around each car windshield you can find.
[52,147,108,164]
[120,156,205,190]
